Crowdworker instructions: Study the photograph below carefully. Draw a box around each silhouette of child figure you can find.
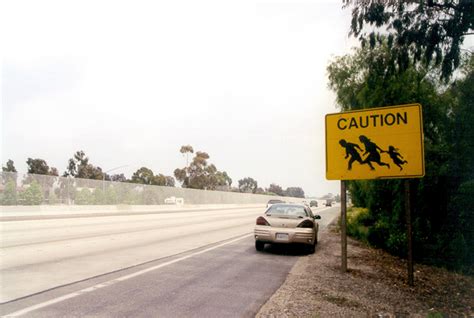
[359,135,390,170]
[386,146,408,170]
[339,139,363,170]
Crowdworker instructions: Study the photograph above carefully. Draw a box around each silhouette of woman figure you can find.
[339,139,363,170]
[358,135,390,170]
[386,146,408,170]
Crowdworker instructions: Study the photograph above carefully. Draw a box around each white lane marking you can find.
[6,234,252,317]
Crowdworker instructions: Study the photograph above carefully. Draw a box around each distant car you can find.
[164,196,184,205]
[254,203,321,253]
[310,200,318,207]
[325,200,332,207]
[266,199,285,208]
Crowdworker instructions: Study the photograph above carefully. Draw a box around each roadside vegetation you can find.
[345,207,370,244]
[1,145,306,205]
[332,1,473,273]
[257,226,474,317]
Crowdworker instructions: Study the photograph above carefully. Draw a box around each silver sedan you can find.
[254,203,321,253]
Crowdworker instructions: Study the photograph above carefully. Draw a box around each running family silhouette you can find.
[339,135,408,171]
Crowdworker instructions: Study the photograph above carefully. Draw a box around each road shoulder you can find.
[256,226,473,317]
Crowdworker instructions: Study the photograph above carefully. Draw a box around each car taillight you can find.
[297,220,314,228]
[256,216,270,226]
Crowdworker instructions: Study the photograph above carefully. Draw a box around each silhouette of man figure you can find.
[339,139,363,170]
[386,146,408,170]
[359,135,390,170]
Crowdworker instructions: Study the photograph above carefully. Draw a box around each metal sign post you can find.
[405,179,414,286]
[341,180,347,272]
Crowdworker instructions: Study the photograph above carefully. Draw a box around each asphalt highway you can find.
[1,204,339,317]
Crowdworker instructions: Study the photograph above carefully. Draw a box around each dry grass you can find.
[256,226,474,317]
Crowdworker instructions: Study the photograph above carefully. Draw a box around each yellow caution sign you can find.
[326,104,424,180]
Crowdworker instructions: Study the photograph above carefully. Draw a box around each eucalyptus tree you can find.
[180,145,194,167]
[343,0,474,81]
[285,187,305,198]
[266,183,284,196]
[131,167,155,185]
[26,158,58,176]
[63,151,104,180]
[2,159,17,172]
[238,177,258,193]
[174,148,231,190]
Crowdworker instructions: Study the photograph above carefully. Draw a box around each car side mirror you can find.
[314,215,321,220]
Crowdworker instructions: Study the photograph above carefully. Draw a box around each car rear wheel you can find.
[255,241,265,251]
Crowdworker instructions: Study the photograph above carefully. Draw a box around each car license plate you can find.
[276,233,289,241]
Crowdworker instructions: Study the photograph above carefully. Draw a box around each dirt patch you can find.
[256,225,474,317]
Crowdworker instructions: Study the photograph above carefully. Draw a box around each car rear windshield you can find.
[266,205,308,217]
[268,199,284,204]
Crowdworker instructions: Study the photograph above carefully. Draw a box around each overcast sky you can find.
[1,0,357,197]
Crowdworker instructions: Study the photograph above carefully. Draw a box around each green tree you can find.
[63,151,104,180]
[441,56,474,270]
[1,179,18,205]
[267,183,284,196]
[285,187,305,198]
[122,188,140,204]
[153,174,175,187]
[26,158,58,175]
[447,56,474,182]
[75,188,93,205]
[174,149,230,190]
[255,187,265,194]
[104,186,118,204]
[24,158,58,201]
[2,159,17,172]
[19,180,43,205]
[131,167,155,184]
[327,38,474,271]
[130,167,175,187]
[343,0,474,80]
[165,176,175,187]
[238,177,258,193]
[180,145,194,167]
[92,188,105,204]
[213,171,232,189]
[110,173,127,182]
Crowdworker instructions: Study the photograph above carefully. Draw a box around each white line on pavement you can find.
[6,234,253,317]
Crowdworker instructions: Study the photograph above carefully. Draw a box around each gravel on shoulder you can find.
[256,225,473,317]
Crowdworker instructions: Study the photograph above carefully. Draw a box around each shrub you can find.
[1,179,17,205]
[75,188,93,205]
[367,219,391,249]
[19,180,43,205]
[105,187,118,204]
[346,207,370,243]
[92,189,105,204]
